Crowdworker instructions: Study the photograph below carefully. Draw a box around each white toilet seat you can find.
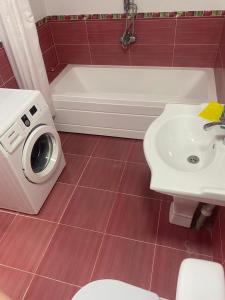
[72,280,160,300]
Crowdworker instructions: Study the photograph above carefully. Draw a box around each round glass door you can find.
[22,125,61,184]
[31,134,53,173]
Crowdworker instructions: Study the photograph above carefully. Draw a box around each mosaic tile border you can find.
[36,10,225,26]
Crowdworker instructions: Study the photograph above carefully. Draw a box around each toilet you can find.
[72,259,225,300]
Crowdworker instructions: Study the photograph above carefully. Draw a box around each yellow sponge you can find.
[198,102,224,122]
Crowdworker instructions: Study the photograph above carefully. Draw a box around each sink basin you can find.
[156,115,216,172]
[144,103,225,206]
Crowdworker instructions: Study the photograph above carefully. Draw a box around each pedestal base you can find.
[169,197,199,228]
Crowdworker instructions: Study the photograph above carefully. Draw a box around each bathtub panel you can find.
[55,110,152,131]
[55,124,146,139]
[53,99,164,116]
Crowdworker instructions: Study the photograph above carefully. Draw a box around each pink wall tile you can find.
[173,44,218,67]
[42,46,59,72]
[37,23,54,52]
[176,17,224,44]
[130,44,173,66]
[50,21,88,44]
[87,20,124,44]
[0,47,18,87]
[0,48,15,82]
[135,19,176,44]
[56,44,91,64]
[37,16,225,74]
[90,44,130,65]
[3,77,19,89]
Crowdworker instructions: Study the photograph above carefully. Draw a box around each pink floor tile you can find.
[93,136,133,161]
[0,216,56,272]
[24,276,79,300]
[32,183,74,222]
[58,154,88,185]
[0,212,15,239]
[127,140,146,163]
[119,163,165,199]
[62,133,99,156]
[58,131,70,145]
[212,211,223,263]
[92,235,154,289]
[37,225,103,286]
[107,193,160,243]
[151,246,211,300]
[157,201,213,256]
[79,158,125,192]
[0,265,32,300]
[61,187,116,231]
[219,207,225,259]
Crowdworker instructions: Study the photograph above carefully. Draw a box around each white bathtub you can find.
[51,65,217,139]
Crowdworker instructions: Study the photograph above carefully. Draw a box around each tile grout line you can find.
[57,135,101,226]
[149,200,162,290]
[21,137,101,299]
[48,22,60,65]
[89,141,134,281]
[77,184,167,202]
[85,20,93,65]
[171,18,177,67]
[0,262,81,289]
[0,214,18,245]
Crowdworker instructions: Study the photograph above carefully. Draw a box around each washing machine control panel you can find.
[21,115,30,127]
[21,104,39,129]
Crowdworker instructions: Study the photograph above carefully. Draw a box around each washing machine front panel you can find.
[22,125,62,184]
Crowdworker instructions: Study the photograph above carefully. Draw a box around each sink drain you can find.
[187,155,200,164]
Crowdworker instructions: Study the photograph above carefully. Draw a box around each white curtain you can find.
[0,0,55,115]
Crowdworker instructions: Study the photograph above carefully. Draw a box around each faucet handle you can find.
[220,105,225,121]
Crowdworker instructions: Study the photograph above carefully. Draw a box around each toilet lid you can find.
[72,280,159,300]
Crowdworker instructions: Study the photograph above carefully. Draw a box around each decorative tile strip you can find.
[36,10,225,27]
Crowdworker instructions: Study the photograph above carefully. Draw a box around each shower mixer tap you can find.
[120,0,137,49]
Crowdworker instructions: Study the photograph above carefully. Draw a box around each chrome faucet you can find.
[120,0,137,49]
[203,105,225,131]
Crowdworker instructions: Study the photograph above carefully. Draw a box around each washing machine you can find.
[0,88,65,214]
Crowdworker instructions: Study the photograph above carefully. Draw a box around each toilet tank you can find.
[176,258,225,300]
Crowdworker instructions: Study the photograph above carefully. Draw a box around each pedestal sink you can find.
[144,103,225,227]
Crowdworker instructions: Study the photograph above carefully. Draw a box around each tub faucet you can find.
[120,0,137,49]
[203,105,225,131]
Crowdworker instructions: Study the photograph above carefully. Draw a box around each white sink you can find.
[144,103,225,227]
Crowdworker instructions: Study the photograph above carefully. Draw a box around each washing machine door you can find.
[22,125,61,184]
